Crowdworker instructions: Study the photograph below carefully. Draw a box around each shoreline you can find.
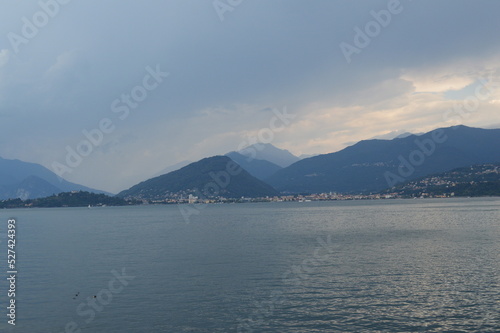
[2,195,499,210]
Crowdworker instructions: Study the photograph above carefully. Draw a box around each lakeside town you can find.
[148,191,450,205]
[0,190,468,209]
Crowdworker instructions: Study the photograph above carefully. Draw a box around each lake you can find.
[0,198,499,332]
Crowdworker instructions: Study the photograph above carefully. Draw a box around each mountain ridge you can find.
[381,163,500,197]
[266,125,500,194]
[118,155,279,199]
[0,156,112,200]
[225,151,282,180]
[238,143,300,168]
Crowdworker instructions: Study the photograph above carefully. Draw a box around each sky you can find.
[1,0,500,193]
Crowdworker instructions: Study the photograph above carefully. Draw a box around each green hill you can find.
[381,164,500,197]
[0,191,133,208]
[117,156,279,199]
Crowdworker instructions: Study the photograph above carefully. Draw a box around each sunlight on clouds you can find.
[277,61,500,157]
[399,56,496,93]
[402,71,475,93]
[401,55,500,95]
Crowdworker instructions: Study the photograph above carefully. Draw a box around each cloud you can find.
[272,59,500,157]
[45,50,78,76]
[0,49,9,68]
[1,1,500,192]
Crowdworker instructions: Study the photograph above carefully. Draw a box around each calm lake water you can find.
[0,198,499,332]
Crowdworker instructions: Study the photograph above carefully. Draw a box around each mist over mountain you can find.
[225,152,282,180]
[153,160,193,177]
[298,154,317,159]
[370,131,418,140]
[266,126,500,194]
[0,157,111,200]
[238,143,300,168]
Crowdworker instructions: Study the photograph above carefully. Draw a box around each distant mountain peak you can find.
[369,130,418,141]
[237,143,300,168]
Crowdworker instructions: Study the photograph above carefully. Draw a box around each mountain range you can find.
[0,157,110,200]
[266,125,500,194]
[150,144,298,181]
[225,151,282,180]
[238,143,300,168]
[2,125,499,201]
[118,155,279,199]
